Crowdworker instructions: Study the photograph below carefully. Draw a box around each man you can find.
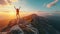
[14,6,21,25]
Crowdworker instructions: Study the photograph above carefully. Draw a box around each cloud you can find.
[47,0,58,8]
[0,0,7,5]
[0,0,18,5]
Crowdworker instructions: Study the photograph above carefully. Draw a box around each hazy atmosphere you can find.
[0,0,60,34]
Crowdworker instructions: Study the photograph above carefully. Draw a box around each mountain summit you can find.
[1,14,60,34]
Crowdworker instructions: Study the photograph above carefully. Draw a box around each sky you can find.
[0,0,60,12]
[14,0,60,12]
